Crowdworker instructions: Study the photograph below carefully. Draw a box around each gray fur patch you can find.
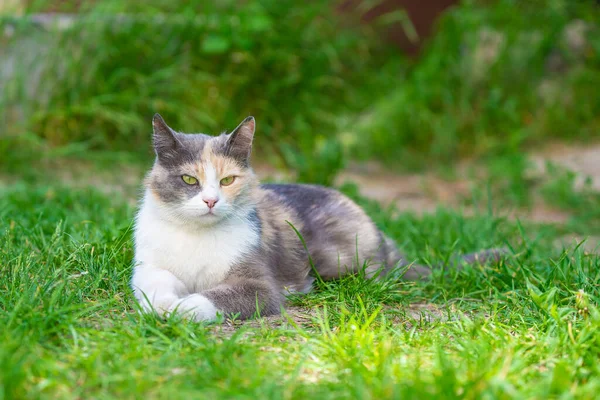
[202,263,282,319]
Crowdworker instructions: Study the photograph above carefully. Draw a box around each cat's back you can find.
[260,183,371,223]
[259,183,384,278]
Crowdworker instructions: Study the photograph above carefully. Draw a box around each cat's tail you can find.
[382,234,508,281]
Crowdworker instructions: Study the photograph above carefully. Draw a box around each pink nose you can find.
[203,198,218,209]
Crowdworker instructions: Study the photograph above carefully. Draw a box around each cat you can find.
[131,114,505,321]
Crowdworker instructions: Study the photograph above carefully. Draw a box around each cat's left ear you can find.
[152,114,179,164]
[226,116,255,165]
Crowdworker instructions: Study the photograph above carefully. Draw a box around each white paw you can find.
[135,291,179,315]
[169,294,219,322]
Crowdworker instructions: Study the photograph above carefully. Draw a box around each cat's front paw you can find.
[135,292,179,315]
[169,294,219,322]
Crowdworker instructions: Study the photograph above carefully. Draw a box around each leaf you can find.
[201,35,231,54]
[247,14,272,33]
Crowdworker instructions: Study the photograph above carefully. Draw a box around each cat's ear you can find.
[226,116,255,165]
[152,113,178,162]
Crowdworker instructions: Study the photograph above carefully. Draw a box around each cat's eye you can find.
[182,175,198,185]
[220,176,235,186]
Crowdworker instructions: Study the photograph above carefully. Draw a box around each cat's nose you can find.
[203,197,219,209]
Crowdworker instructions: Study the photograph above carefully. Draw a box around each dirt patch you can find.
[404,303,449,322]
[0,157,145,204]
[335,142,600,226]
[336,162,573,223]
[210,302,457,337]
[210,306,315,337]
[336,163,468,214]
[530,142,600,191]
[554,234,600,253]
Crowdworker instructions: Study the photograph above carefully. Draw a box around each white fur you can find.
[169,294,218,321]
[201,160,220,201]
[131,187,259,321]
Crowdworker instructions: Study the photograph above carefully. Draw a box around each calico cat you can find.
[132,115,505,321]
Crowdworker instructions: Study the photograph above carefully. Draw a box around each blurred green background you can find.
[1,0,599,184]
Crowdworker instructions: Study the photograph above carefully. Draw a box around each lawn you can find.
[1,167,599,399]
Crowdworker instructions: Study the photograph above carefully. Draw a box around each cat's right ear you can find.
[152,114,178,162]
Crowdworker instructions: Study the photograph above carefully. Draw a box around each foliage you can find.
[354,0,600,167]
[0,0,400,185]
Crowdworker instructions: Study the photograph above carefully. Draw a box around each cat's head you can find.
[145,114,258,227]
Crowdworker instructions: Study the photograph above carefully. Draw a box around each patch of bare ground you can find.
[406,302,448,320]
[0,158,145,205]
[336,161,468,215]
[211,303,461,336]
[394,303,451,324]
[335,161,573,224]
[210,306,315,337]
[336,142,600,229]
[554,235,600,253]
[530,142,600,191]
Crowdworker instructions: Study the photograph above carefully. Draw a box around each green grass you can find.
[2,178,599,399]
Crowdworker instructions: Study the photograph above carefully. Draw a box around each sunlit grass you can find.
[1,179,599,398]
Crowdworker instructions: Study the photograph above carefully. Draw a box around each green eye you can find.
[182,175,198,185]
[220,176,235,186]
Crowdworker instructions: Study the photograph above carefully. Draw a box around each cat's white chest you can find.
[134,198,259,292]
